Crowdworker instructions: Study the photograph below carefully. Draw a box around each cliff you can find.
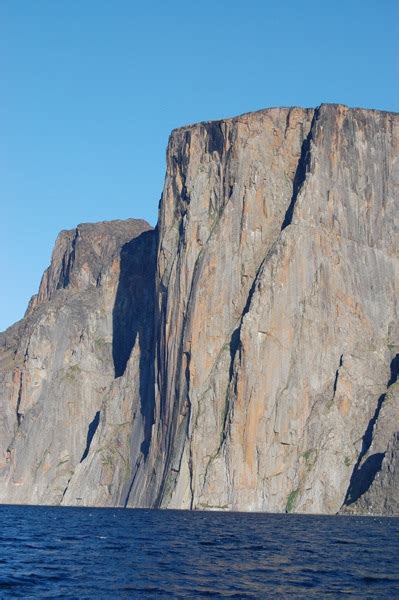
[0,219,154,504]
[1,104,398,514]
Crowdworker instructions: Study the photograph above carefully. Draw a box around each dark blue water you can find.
[0,506,398,598]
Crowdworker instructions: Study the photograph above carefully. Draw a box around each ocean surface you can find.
[0,505,398,598]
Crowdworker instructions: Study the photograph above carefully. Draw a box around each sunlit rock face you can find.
[1,104,398,514]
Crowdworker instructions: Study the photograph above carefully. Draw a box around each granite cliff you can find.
[1,104,398,514]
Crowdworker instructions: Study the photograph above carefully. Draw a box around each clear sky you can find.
[1,0,398,331]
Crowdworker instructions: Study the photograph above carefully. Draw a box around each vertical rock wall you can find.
[1,104,398,514]
[139,104,399,513]
[0,220,153,505]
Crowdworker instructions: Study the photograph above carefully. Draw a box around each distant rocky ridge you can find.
[1,104,398,515]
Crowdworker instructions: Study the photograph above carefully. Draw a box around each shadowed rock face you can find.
[343,432,399,515]
[1,104,399,514]
[0,219,154,505]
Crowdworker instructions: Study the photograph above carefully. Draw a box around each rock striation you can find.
[1,104,398,514]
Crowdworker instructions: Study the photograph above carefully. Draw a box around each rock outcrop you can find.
[0,219,154,504]
[1,104,398,514]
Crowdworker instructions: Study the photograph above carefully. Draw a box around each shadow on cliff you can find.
[281,108,319,231]
[344,353,399,506]
[112,228,157,458]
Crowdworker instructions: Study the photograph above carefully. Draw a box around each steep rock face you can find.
[130,104,398,514]
[62,228,157,507]
[146,107,317,508]
[0,219,153,504]
[1,104,398,514]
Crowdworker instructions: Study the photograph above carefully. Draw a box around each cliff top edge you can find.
[169,103,399,138]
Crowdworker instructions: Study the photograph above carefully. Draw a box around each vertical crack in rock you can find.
[80,411,100,463]
[218,263,265,450]
[60,474,74,504]
[188,442,194,510]
[172,130,192,215]
[184,350,194,509]
[281,108,319,230]
[332,354,344,399]
[60,228,78,289]
[221,242,281,445]
[344,353,399,505]
[123,457,142,508]
[155,347,192,508]
[15,371,23,427]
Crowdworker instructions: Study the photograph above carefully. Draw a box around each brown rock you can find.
[1,104,398,514]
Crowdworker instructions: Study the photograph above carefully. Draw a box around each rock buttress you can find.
[0,219,154,506]
[139,104,399,514]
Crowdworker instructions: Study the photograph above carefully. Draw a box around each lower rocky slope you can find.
[1,104,398,514]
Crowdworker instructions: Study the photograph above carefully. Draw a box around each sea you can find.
[0,505,398,598]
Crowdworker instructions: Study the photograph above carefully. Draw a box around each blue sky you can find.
[1,0,398,330]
